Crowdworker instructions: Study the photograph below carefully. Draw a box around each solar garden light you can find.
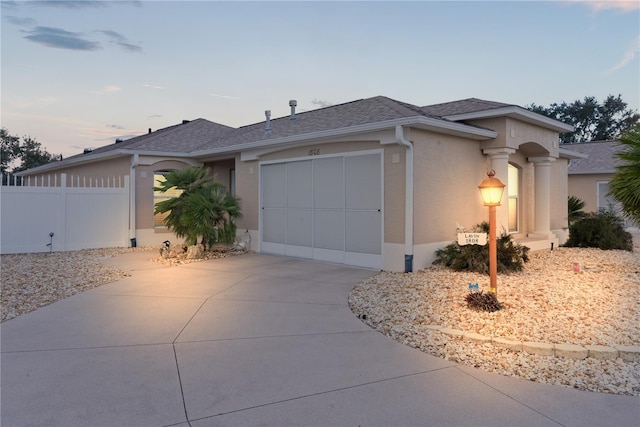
[478,170,505,298]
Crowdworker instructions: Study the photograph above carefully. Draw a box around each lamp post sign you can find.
[457,233,487,245]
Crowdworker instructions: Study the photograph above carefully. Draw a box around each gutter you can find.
[395,125,414,273]
[129,154,139,245]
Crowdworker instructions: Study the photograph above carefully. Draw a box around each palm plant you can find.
[608,124,640,225]
[568,195,586,226]
[154,167,242,248]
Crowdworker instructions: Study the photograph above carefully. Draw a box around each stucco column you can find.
[528,156,556,239]
[482,148,515,232]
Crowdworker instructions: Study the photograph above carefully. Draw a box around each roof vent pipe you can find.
[265,110,271,133]
[148,128,152,134]
[289,100,297,121]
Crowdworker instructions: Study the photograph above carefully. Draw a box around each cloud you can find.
[565,0,640,12]
[209,93,241,100]
[5,15,36,26]
[311,99,334,108]
[106,124,125,130]
[144,84,165,90]
[91,85,121,94]
[606,36,640,73]
[148,114,163,119]
[97,30,142,52]
[23,26,102,50]
[29,1,108,9]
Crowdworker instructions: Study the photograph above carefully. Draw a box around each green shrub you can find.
[564,210,633,251]
[433,222,529,274]
[465,290,503,312]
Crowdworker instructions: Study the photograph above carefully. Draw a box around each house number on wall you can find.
[308,148,320,156]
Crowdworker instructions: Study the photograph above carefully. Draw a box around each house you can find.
[17,96,578,271]
[567,140,636,227]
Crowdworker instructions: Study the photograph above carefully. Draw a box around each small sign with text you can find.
[457,233,487,246]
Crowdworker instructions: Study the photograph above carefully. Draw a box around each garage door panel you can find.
[314,157,344,209]
[262,164,286,208]
[313,210,344,251]
[287,161,312,208]
[345,211,381,255]
[262,208,285,244]
[345,154,381,210]
[261,153,382,269]
[286,209,312,247]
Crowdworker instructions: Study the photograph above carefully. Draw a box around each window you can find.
[508,164,519,233]
[153,172,183,228]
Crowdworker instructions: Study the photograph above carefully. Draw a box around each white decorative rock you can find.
[555,344,588,360]
[585,345,619,360]
[523,342,555,356]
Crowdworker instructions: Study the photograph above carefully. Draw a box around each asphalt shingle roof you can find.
[421,98,514,116]
[192,96,445,151]
[566,141,624,174]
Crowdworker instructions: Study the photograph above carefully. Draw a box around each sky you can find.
[1,0,639,158]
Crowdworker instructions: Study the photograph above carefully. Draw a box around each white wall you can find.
[1,175,130,254]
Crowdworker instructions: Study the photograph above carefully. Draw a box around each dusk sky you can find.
[2,0,639,159]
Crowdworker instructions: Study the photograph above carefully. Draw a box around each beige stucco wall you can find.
[202,158,235,190]
[568,173,612,214]
[411,129,487,244]
[476,117,559,157]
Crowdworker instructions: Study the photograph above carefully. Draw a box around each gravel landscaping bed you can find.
[349,246,640,396]
[0,247,241,322]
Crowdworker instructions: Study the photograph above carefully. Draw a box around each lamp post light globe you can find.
[478,170,506,297]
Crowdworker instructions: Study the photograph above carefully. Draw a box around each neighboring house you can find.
[17,96,577,271]
[567,140,636,227]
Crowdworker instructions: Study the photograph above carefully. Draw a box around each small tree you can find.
[154,167,242,248]
[608,124,640,225]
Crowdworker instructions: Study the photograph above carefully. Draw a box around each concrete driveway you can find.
[1,252,638,426]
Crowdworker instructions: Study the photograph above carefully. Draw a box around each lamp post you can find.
[478,170,506,298]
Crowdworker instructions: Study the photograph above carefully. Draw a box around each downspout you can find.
[395,125,413,272]
[129,154,139,247]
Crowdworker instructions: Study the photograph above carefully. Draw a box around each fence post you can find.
[58,173,68,252]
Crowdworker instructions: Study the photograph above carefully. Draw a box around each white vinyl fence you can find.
[1,174,130,254]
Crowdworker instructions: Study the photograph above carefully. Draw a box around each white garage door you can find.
[260,153,382,269]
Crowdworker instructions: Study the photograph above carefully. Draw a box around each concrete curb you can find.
[427,325,639,361]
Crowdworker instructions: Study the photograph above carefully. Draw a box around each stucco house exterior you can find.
[567,140,636,228]
[18,96,577,271]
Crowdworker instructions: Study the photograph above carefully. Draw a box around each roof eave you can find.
[559,147,589,160]
[192,116,498,158]
[443,107,575,133]
[15,149,196,176]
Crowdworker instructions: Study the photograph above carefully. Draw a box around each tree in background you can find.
[608,124,640,225]
[527,95,640,144]
[1,128,59,179]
